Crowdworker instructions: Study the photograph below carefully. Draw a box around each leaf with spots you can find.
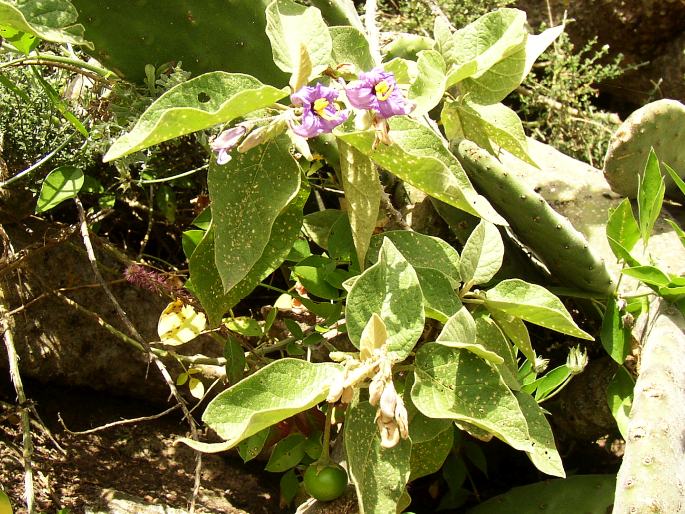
[345,401,412,514]
[460,219,504,286]
[335,116,506,225]
[412,343,532,452]
[485,279,593,340]
[189,188,307,326]
[346,238,424,362]
[409,49,447,116]
[410,425,453,481]
[104,72,288,161]
[330,25,375,73]
[209,136,301,293]
[515,391,565,477]
[339,140,381,269]
[474,315,520,391]
[179,359,342,453]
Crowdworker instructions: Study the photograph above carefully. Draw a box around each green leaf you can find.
[335,116,506,225]
[412,343,532,451]
[280,468,300,506]
[224,335,246,385]
[490,309,534,362]
[265,0,332,76]
[367,230,461,286]
[403,375,452,444]
[36,165,84,213]
[0,25,38,54]
[663,163,685,198]
[621,265,671,288]
[238,427,271,463]
[441,8,527,88]
[607,366,634,440]
[189,189,306,326]
[600,298,630,364]
[181,230,205,260]
[666,219,685,249]
[460,45,526,104]
[485,279,593,340]
[515,392,565,477]
[31,68,88,137]
[0,0,90,47]
[346,238,424,361]
[606,198,641,258]
[637,148,665,245]
[265,433,307,472]
[408,50,446,116]
[409,425,453,481]
[384,33,434,60]
[530,365,571,401]
[180,359,342,453]
[292,255,341,299]
[345,401,411,514]
[460,220,504,285]
[339,140,381,269]
[104,72,288,161]
[415,267,462,322]
[210,136,300,293]
[303,209,345,249]
[442,100,536,166]
[474,315,520,390]
[330,26,375,73]
[436,307,477,347]
[523,24,564,76]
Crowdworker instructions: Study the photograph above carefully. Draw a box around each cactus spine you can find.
[452,139,614,296]
[604,99,685,198]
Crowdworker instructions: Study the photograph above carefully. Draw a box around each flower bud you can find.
[566,345,588,375]
[533,355,550,374]
[368,374,384,406]
[379,381,397,423]
[395,398,409,440]
[380,421,400,449]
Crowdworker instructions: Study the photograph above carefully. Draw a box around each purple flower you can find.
[345,67,414,119]
[290,83,349,138]
[210,125,247,164]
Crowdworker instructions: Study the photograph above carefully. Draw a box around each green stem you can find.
[136,164,209,184]
[319,405,334,463]
[0,53,113,78]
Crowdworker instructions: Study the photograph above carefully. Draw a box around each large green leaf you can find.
[460,220,504,286]
[442,100,535,166]
[460,45,526,104]
[606,198,640,259]
[0,0,89,47]
[474,315,519,390]
[415,267,462,322]
[339,140,380,269]
[346,238,424,361]
[409,426,453,481]
[35,165,83,213]
[302,209,345,249]
[412,343,532,451]
[189,189,307,325]
[490,309,534,362]
[515,392,565,477]
[345,401,411,514]
[265,0,332,76]
[367,230,461,286]
[209,136,300,293]
[180,359,342,453]
[335,116,506,225]
[408,50,446,116]
[485,279,593,340]
[330,26,375,73]
[104,72,288,161]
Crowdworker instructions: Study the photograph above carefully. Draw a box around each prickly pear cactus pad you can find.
[70,0,287,84]
[603,99,685,198]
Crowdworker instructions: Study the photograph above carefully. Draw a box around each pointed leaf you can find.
[302,209,345,249]
[490,309,534,362]
[515,392,565,477]
[415,267,462,322]
[265,0,332,76]
[523,24,564,76]
[412,343,532,451]
[335,116,506,225]
[265,433,307,472]
[35,165,83,213]
[339,140,381,269]
[104,72,288,161]
[346,238,424,361]
[359,313,388,361]
[621,265,671,288]
[210,136,300,292]
[437,307,477,347]
[600,298,630,364]
[330,26,375,73]
[224,335,246,385]
[606,198,640,258]
[485,279,593,340]
[606,366,634,440]
[199,359,342,451]
[410,426,453,481]
[460,220,504,285]
[474,315,520,390]
[189,189,306,325]
[663,163,685,198]
[666,219,685,249]
[345,401,411,514]
[637,148,665,245]
[289,43,313,92]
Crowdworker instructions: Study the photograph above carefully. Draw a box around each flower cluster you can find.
[211,66,414,164]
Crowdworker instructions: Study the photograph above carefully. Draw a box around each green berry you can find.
[303,463,348,502]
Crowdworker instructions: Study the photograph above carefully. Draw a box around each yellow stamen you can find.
[375,80,394,101]
[313,98,330,116]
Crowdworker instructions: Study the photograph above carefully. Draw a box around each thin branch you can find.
[137,185,155,261]
[380,189,411,230]
[73,197,202,513]
[58,404,181,435]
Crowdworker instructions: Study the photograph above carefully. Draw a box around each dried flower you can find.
[210,125,247,165]
[124,264,173,296]
[290,83,349,138]
[345,67,414,119]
